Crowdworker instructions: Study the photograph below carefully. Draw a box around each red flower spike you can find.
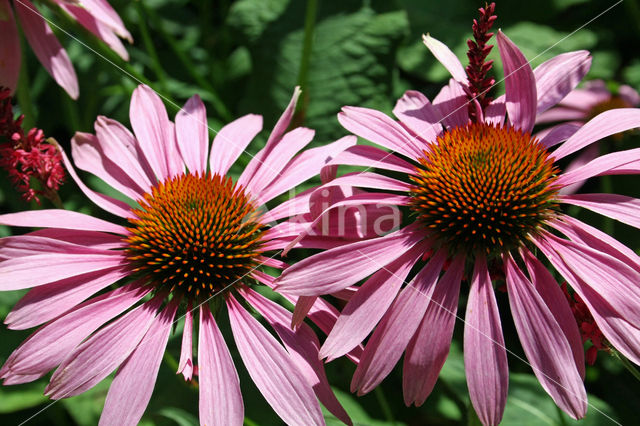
[465,2,497,122]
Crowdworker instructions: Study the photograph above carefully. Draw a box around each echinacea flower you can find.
[275,11,640,426]
[0,84,357,426]
[0,0,131,99]
[0,86,65,202]
[537,79,640,193]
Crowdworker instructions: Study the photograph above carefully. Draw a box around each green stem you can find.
[16,29,35,129]
[243,418,259,426]
[144,5,232,121]
[374,386,395,424]
[614,350,640,382]
[163,352,180,371]
[293,0,318,126]
[134,1,168,90]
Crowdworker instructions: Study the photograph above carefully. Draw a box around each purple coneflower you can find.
[0,84,356,426]
[276,5,640,425]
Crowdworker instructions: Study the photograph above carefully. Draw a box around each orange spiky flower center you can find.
[409,123,559,257]
[125,172,265,301]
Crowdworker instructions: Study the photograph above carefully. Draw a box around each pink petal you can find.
[243,127,315,196]
[0,234,115,259]
[177,304,194,381]
[318,171,410,193]
[275,225,424,295]
[534,51,591,114]
[0,252,124,290]
[130,85,173,180]
[199,304,243,426]
[520,248,585,378]
[59,144,134,218]
[1,284,149,380]
[338,106,422,160]
[393,90,441,142]
[46,294,164,399]
[560,193,640,229]
[552,108,640,160]
[0,209,126,234]
[6,267,127,330]
[504,255,586,419]
[71,132,144,200]
[536,107,586,124]
[422,34,467,84]
[209,114,262,176]
[9,228,124,251]
[324,145,416,175]
[433,79,469,129]
[403,255,464,406]
[485,96,506,126]
[535,233,640,329]
[175,95,209,175]
[464,255,508,426]
[320,242,426,361]
[243,289,351,426]
[80,0,131,41]
[497,30,536,133]
[0,0,20,92]
[94,116,155,190]
[619,84,640,106]
[16,0,78,99]
[227,294,324,425]
[557,148,640,189]
[537,122,582,149]
[351,250,448,395]
[257,136,356,203]
[100,300,178,426]
[238,87,300,185]
[290,296,316,328]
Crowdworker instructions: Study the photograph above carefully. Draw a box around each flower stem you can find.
[134,1,168,90]
[293,0,318,127]
[613,349,640,382]
[374,386,395,423]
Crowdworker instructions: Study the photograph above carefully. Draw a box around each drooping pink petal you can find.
[558,146,600,196]
[504,254,587,419]
[6,267,127,330]
[534,51,591,114]
[79,0,131,41]
[276,224,424,295]
[0,209,126,234]
[560,193,640,229]
[320,242,426,361]
[94,116,155,190]
[552,109,640,160]
[535,107,586,124]
[537,123,582,150]
[291,296,316,329]
[71,132,144,200]
[175,95,209,175]
[15,0,78,99]
[556,148,640,189]
[0,0,21,92]
[535,232,640,329]
[243,288,351,426]
[351,250,448,395]
[393,90,441,142]
[557,83,608,110]
[45,294,164,399]
[11,228,124,251]
[433,79,469,129]
[243,127,315,196]
[0,234,115,259]
[464,255,508,426]
[318,171,410,193]
[227,294,324,425]
[497,30,536,133]
[402,254,464,406]
[324,145,417,175]
[520,248,585,378]
[177,303,193,381]
[59,144,134,218]
[0,251,124,291]
[422,34,467,84]
[209,114,262,176]
[338,106,423,160]
[199,304,243,426]
[484,95,506,125]
[257,136,356,203]
[0,284,149,381]
[130,85,173,180]
[100,300,178,426]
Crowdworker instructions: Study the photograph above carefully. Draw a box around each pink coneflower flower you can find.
[0,86,64,202]
[0,84,356,425]
[0,0,132,99]
[275,8,640,426]
[537,79,640,193]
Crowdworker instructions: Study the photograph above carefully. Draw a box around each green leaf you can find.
[156,406,199,426]
[0,383,49,413]
[61,377,112,426]
[322,388,407,426]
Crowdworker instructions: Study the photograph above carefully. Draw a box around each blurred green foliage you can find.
[1,0,640,424]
